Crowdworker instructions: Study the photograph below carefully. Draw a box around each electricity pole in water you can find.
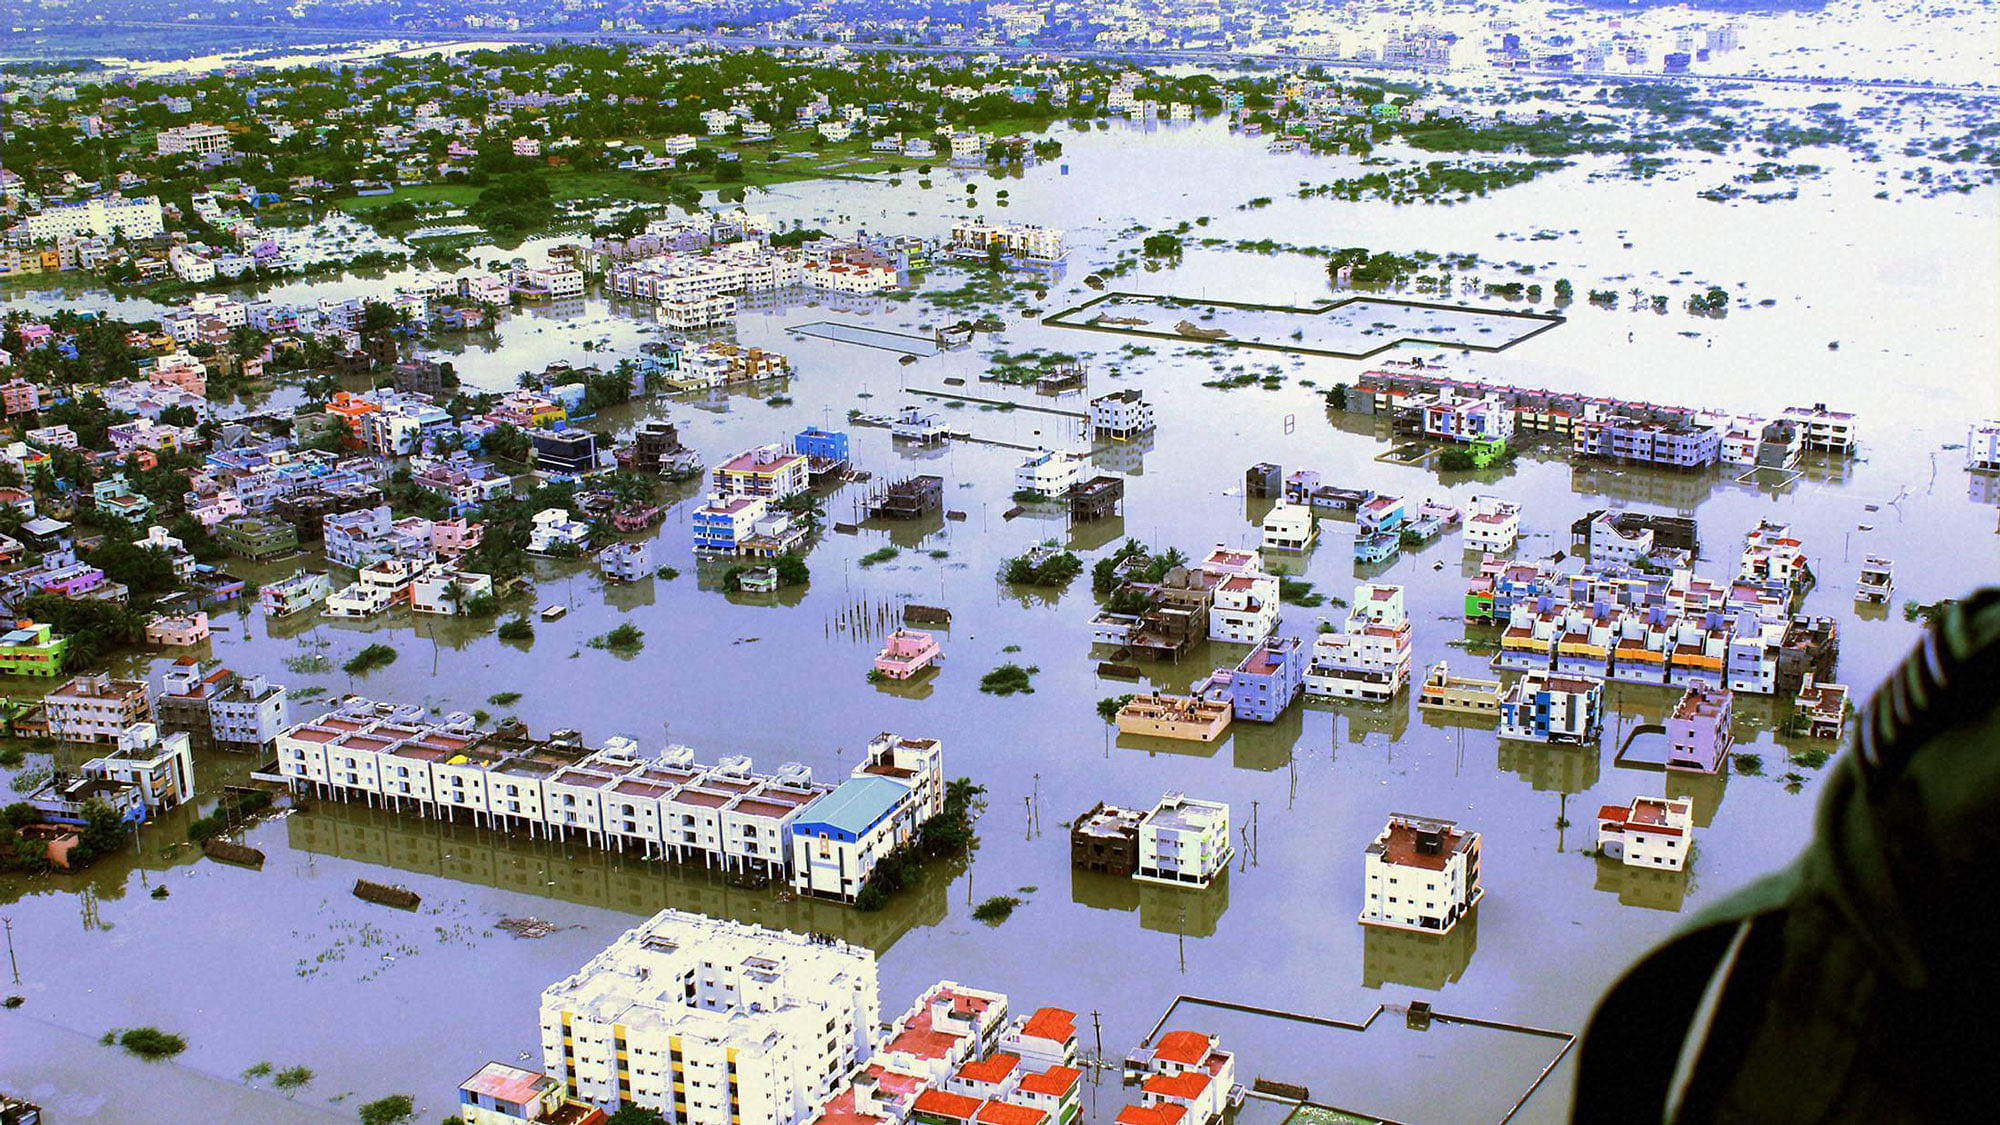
[4,916,17,984]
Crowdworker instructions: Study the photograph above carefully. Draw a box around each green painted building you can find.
[216,515,299,561]
[0,620,70,677]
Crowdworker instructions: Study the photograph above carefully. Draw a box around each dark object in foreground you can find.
[353,879,421,910]
[1575,588,2000,1123]
[201,838,265,868]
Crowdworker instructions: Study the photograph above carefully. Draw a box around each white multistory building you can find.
[23,195,165,242]
[541,910,881,1123]
[1134,794,1232,889]
[156,123,232,156]
[1968,420,2000,472]
[1463,495,1521,553]
[1013,450,1084,499]
[1359,814,1482,933]
[1204,549,1279,644]
[1597,796,1694,871]
[1089,390,1153,440]
[949,221,1066,265]
[1305,583,1413,702]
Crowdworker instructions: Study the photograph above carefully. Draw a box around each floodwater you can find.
[4,98,1997,1125]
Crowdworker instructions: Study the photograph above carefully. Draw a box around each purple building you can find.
[1666,683,1733,773]
[1228,636,1306,722]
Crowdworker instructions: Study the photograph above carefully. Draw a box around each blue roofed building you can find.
[789,733,943,902]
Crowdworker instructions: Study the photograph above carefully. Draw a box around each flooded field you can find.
[1045,293,1563,358]
[3,101,1997,1124]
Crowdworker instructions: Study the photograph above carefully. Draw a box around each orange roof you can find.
[1141,1071,1211,1101]
[1020,1008,1076,1044]
[974,1103,1047,1125]
[1152,1031,1211,1067]
[1117,1106,1186,1125]
[956,1054,1020,1086]
[1018,1067,1082,1098]
[913,1091,983,1122]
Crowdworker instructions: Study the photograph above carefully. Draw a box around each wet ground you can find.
[3,98,1997,1124]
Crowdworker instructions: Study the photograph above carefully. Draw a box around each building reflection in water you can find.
[1592,857,1691,913]
[1496,742,1601,795]
[1361,904,1480,990]
[1664,769,1728,830]
[1066,513,1128,554]
[1091,431,1153,478]
[1070,867,1230,937]
[285,801,949,952]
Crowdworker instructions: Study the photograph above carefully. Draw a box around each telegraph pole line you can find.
[4,916,18,984]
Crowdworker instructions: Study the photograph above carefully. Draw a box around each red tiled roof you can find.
[1018,1067,1081,1097]
[913,1090,983,1122]
[956,1054,1020,1085]
[1142,1071,1210,1101]
[1020,1008,1076,1044]
[1152,1031,1211,1067]
[1117,1105,1187,1125]
[975,1103,1047,1125]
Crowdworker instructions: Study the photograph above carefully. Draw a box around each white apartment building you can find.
[1014,449,1084,498]
[1135,794,1232,890]
[157,123,232,156]
[541,910,880,1123]
[410,564,494,615]
[324,556,425,618]
[1498,670,1605,745]
[1089,390,1153,440]
[1360,814,1482,933]
[949,221,1066,264]
[1967,420,2000,472]
[1463,494,1522,553]
[23,195,165,242]
[608,245,806,305]
[80,722,195,813]
[1260,502,1316,552]
[1305,583,1413,702]
[275,700,917,888]
[43,673,156,744]
[1597,796,1694,871]
[1778,403,1857,454]
[1207,569,1279,644]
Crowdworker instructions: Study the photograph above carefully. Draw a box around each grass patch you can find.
[1732,753,1765,776]
[342,644,398,676]
[497,618,535,643]
[359,1094,417,1125]
[973,895,1022,925]
[859,547,899,568]
[115,1027,187,1060]
[273,1065,314,1091]
[488,691,521,706]
[980,664,1039,696]
[587,623,645,653]
[243,1061,273,1080]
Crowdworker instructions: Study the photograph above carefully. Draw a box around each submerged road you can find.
[37,21,2000,98]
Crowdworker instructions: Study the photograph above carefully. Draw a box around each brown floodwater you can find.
[4,106,1997,1124]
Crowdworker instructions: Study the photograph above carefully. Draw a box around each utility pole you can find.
[1250,800,1259,865]
[1091,1009,1103,1066]
[1178,904,1186,972]
[4,916,17,984]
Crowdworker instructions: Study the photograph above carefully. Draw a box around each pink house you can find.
[429,517,485,556]
[148,354,208,396]
[874,629,943,680]
[145,611,211,647]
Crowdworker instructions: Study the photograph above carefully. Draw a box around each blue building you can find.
[793,426,852,474]
[1228,635,1307,722]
